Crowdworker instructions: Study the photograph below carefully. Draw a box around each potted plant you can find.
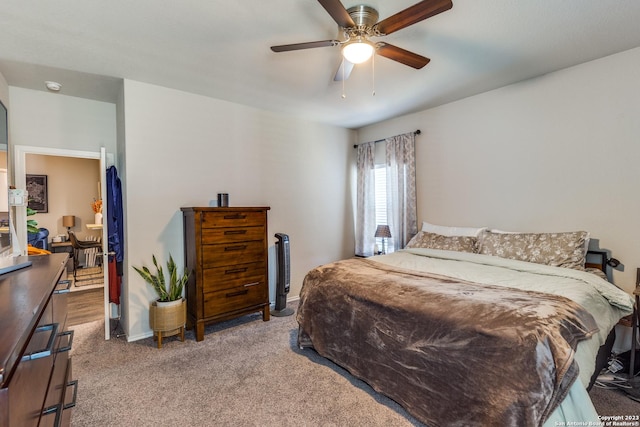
[27,206,39,233]
[133,254,189,348]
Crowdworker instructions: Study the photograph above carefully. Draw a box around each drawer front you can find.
[203,282,267,317]
[202,211,264,228]
[42,351,68,416]
[203,262,266,292]
[9,320,57,427]
[201,226,265,244]
[202,240,265,268]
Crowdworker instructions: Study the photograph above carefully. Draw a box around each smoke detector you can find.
[45,81,62,92]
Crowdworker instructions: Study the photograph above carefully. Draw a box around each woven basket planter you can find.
[149,298,186,348]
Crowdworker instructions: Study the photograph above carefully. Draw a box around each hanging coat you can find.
[106,166,124,304]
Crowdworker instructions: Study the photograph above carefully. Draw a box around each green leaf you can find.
[133,254,189,302]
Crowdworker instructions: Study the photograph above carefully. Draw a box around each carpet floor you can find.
[69,302,639,426]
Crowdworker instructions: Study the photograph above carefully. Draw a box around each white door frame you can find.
[14,145,113,340]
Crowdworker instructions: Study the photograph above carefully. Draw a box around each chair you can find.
[68,231,103,280]
[28,227,50,250]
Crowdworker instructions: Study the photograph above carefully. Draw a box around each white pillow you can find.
[422,221,486,237]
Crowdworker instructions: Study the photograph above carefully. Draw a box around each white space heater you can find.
[271,233,294,317]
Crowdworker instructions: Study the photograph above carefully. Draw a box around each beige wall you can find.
[357,47,640,293]
[8,87,117,154]
[25,154,101,240]
[6,81,356,342]
[122,80,356,340]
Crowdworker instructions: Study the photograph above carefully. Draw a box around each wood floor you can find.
[67,287,104,327]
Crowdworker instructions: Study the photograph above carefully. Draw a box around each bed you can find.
[296,226,634,427]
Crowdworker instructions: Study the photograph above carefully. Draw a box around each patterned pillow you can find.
[405,231,478,253]
[478,230,589,270]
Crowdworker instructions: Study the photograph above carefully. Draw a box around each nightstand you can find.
[629,281,640,379]
[629,286,640,378]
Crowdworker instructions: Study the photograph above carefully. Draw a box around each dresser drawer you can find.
[203,262,266,292]
[9,320,57,427]
[203,282,267,317]
[42,350,69,418]
[202,211,265,228]
[201,226,265,244]
[202,240,265,268]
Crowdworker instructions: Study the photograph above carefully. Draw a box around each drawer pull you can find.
[226,289,249,298]
[244,282,260,287]
[58,330,75,353]
[224,230,247,235]
[64,379,79,409]
[21,323,59,361]
[224,245,247,252]
[224,214,246,220]
[42,381,77,427]
[55,280,72,294]
[225,267,248,274]
[41,403,62,426]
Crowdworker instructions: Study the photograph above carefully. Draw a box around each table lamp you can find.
[375,225,391,255]
[63,215,75,234]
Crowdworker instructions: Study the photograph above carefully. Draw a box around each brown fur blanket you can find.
[297,258,598,427]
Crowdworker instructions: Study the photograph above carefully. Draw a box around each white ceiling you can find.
[1,0,639,129]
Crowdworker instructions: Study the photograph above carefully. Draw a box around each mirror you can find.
[0,100,9,253]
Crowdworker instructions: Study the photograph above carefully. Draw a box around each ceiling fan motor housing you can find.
[346,5,379,28]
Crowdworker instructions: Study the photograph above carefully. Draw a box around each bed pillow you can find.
[421,221,486,237]
[489,228,591,255]
[478,229,589,270]
[405,231,478,253]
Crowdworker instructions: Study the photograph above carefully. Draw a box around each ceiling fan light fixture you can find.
[342,39,374,64]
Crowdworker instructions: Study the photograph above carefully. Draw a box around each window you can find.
[374,165,394,253]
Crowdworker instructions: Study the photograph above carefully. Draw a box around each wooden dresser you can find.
[0,253,77,426]
[181,207,271,341]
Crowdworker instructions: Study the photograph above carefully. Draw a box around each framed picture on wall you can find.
[26,174,48,213]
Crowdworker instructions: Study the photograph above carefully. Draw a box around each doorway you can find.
[25,154,104,325]
[14,145,112,339]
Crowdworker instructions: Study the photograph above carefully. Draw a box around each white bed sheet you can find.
[369,249,634,425]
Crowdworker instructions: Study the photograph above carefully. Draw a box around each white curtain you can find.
[386,132,418,252]
[355,141,376,257]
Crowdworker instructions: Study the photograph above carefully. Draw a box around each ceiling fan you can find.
[270,0,453,81]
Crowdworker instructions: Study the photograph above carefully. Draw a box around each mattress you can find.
[297,248,634,426]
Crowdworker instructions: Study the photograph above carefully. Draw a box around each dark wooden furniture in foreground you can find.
[182,207,271,341]
[51,241,74,273]
[0,253,77,426]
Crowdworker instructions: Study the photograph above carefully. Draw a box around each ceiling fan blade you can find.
[373,0,453,35]
[271,40,340,52]
[333,59,354,81]
[376,43,430,69]
[317,0,355,28]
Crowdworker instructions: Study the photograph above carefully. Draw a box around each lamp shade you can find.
[374,225,391,238]
[63,215,76,228]
[342,39,374,64]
